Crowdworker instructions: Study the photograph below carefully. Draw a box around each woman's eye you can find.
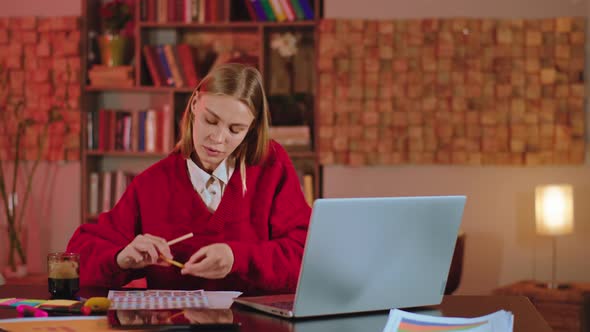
[205,118,216,125]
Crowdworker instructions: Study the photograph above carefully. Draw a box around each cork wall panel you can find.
[0,16,81,161]
[317,18,585,166]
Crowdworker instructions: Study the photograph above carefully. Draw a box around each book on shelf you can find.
[144,44,200,88]
[88,172,99,215]
[139,0,314,23]
[87,107,172,153]
[269,125,311,149]
[269,0,286,21]
[144,110,157,152]
[297,0,314,19]
[259,0,315,21]
[294,169,314,206]
[302,174,314,206]
[89,170,136,215]
[289,0,306,20]
[161,105,173,152]
[176,44,200,87]
[155,45,175,87]
[140,0,224,23]
[163,44,185,87]
[114,112,133,151]
[137,111,147,152]
[101,171,112,214]
[278,0,296,21]
[244,0,259,21]
[87,112,96,150]
[97,110,116,151]
[88,65,134,87]
[259,0,277,21]
[143,45,164,86]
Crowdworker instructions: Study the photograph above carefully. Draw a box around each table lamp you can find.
[535,184,574,289]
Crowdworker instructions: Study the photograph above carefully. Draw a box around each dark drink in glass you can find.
[47,252,80,299]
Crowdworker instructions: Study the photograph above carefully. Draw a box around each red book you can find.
[108,110,117,151]
[167,0,176,22]
[207,0,220,22]
[98,109,107,150]
[176,44,199,88]
[147,0,157,21]
[245,0,258,21]
[156,109,165,152]
[143,45,163,86]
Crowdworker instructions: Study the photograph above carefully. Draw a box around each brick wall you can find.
[0,16,81,161]
[317,18,585,166]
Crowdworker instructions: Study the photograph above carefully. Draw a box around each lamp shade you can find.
[535,184,574,236]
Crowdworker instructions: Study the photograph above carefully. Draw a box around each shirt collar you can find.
[186,157,234,188]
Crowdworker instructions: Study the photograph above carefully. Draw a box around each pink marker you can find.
[16,304,49,318]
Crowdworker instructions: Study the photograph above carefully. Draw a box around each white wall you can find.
[325,0,586,19]
[323,0,590,294]
[0,0,80,17]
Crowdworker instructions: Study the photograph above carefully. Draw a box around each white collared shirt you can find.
[186,157,235,212]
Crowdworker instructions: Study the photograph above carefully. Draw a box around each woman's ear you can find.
[190,92,199,115]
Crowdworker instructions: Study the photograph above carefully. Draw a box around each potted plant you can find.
[98,0,133,66]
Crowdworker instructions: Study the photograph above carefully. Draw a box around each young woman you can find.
[67,63,311,295]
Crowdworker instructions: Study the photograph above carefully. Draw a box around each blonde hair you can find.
[174,63,270,194]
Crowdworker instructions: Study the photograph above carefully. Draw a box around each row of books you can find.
[88,65,134,87]
[143,44,259,88]
[87,107,172,153]
[143,44,200,88]
[246,0,315,22]
[139,0,224,23]
[88,171,136,215]
[88,169,312,215]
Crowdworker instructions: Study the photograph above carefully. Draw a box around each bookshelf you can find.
[80,0,323,223]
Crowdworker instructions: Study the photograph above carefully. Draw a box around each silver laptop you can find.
[234,196,466,318]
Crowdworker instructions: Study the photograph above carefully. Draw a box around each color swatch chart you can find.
[108,290,209,310]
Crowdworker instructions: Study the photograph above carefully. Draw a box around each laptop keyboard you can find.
[269,301,294,310]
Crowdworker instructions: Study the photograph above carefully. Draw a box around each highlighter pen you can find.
[16,304,49,318]
[38,302,92,316]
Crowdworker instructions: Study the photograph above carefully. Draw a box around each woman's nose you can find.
[210,127,224,143]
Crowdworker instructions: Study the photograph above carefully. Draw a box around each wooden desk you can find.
[494,280,590,332]
[0,284,552,331]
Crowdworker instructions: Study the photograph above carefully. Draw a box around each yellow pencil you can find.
[158,232,193,268]
[160,255,185,268]
[167,232,194,246]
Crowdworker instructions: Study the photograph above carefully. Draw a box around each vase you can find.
[98,33,130,67]
[3,229,28,279]
[2,264,27,279]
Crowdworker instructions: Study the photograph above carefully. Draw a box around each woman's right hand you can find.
[116,234,173,269]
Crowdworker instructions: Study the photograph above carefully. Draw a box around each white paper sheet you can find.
[382,308,514,332]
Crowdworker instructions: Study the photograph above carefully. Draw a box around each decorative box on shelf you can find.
[493,280,590,332]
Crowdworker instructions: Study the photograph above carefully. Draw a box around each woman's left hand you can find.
[181,243,234,279]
